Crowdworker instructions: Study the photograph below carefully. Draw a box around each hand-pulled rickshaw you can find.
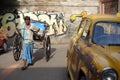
[12,21,51,62]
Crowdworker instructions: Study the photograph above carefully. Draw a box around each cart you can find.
[12,21,51,62]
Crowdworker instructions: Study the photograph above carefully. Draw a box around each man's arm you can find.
[30,24,40,36]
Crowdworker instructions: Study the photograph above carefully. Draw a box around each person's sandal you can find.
[27,63,34,66]
[21,66,27,70]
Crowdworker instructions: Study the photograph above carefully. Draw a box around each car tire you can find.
[79,76,86,80]
[67,70,70,78]
[2,41,8,53]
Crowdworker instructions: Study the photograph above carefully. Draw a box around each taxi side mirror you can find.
[70,11,87,22]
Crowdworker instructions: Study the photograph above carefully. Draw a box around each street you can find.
[0,43,69,80]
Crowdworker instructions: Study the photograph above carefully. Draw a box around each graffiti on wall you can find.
[0,9,67,38]
[0,9,19,38]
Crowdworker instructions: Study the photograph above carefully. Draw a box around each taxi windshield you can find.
[93,22,120,45]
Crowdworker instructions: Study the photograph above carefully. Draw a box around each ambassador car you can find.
[67,12,120,80]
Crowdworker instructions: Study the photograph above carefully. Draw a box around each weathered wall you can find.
[100,0,118,14]
[0,9,67,37]
[0,0,119,46]
[0,0,100,45]
[118,0,120,12]
[0,0,100,38]
[19,0,100,21]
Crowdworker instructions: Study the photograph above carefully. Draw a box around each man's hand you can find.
[30,29,40,36]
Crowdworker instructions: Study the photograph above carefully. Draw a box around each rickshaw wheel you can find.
[43,36,51,62]
[13,34,22,61]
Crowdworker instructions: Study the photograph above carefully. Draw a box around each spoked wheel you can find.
[43,36,51,62]
[13,34,22,61]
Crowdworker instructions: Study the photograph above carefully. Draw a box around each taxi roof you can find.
[85,14,120,22]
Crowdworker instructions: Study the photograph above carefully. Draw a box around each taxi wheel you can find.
[67,66,70,79]
[79,76,85,80]
[78,70,86,80]
[67,70,70,78]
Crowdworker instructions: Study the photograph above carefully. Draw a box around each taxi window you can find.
[77,19,86,35]
[93,22,120,45]
[80,19,91,39]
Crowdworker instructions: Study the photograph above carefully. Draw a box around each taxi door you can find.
[71,19,91,80]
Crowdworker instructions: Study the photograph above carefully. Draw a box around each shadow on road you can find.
[0,48,12,55]
[32,47,56,64]
[0,44,69,80]
[0,67,70,80]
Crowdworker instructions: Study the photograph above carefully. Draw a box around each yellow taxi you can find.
[67,12,120,80]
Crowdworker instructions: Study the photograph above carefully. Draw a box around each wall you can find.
[118,0,120,12]
[0,9,67,38]
[0,0,99,38]
[0,0,100,45]
[100,0,118,14]
[19,0,99,21]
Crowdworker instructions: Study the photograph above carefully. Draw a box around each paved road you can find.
[0,43,70,80]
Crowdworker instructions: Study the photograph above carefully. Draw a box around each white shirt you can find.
[21,23,39,44]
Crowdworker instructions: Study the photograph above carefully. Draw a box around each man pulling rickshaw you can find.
[13,16,51,70]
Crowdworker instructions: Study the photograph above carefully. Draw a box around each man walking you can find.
[21,16,40,70]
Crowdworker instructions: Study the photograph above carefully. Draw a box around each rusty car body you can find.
[67,13,120,80]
